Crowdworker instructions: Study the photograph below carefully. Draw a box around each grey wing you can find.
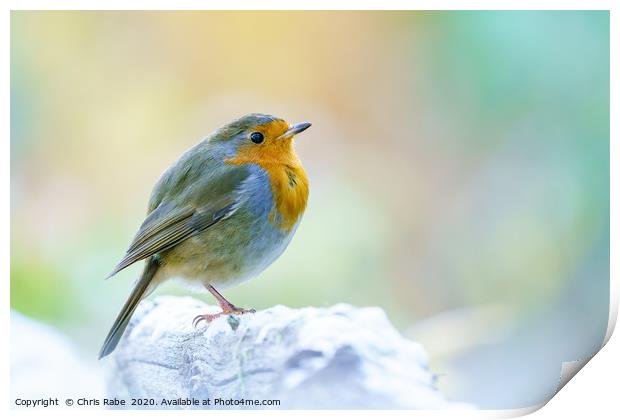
[106,200,236,279]
[106,165,250,279]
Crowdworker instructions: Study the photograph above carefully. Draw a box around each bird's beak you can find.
[278,122,311,140]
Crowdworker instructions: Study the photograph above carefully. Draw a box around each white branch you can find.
[108,296,466,409]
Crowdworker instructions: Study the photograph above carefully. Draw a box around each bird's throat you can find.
[226,141,309,232]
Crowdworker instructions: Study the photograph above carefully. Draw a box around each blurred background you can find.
[11,11,609,409]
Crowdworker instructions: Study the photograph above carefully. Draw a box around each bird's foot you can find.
[192,306,256,328]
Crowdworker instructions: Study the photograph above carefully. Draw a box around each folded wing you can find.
[107,165,250,278]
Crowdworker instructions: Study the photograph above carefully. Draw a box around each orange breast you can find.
[264,162,309,231]
[226,135,309,232]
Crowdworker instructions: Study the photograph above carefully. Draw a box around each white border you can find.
[3,2,617,419]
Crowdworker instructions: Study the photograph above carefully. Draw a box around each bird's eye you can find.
[250,132,264,144]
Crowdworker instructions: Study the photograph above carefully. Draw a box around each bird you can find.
[98,113,311,359]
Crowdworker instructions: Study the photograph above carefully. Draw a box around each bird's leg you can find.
[193,284,255,327]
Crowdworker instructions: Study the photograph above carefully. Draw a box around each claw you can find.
[192,314,204,328]
[193,313,217,328]
[192,307,255,329]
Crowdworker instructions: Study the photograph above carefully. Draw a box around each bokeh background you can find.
[10,11,609,409]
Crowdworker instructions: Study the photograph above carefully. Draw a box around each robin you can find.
[99,114,311,359]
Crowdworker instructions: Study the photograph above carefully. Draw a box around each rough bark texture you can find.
[108,296,464,409]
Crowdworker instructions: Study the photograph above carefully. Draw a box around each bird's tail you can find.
[98,258,159,359]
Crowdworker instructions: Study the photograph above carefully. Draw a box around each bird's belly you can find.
[159,212,297,290]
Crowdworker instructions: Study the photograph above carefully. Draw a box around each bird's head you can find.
[212,113,311,165]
